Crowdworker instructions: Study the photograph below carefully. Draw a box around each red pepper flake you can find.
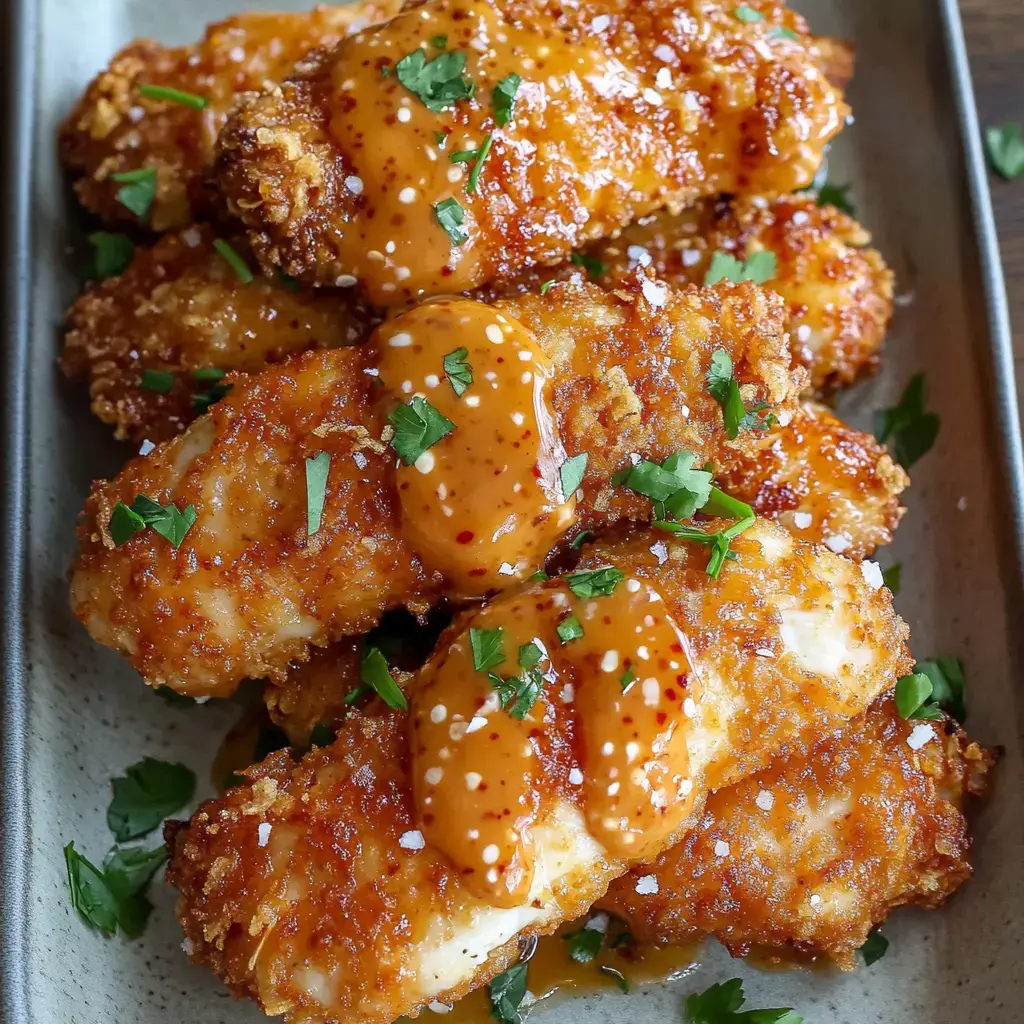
[456,530,474,543]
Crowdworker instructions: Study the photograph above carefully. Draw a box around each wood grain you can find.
[958,0,1024,392]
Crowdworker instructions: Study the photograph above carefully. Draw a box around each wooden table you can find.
[959,0,1024,393]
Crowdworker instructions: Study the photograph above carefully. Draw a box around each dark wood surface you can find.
[959,0,1024,393]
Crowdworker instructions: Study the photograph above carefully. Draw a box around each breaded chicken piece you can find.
[58,3,402,230]
[165,523,909,1024]
[216,0,848,299]
[70,279,800,697]
[499,195,894,393]
[61,225,376,442]
[602,696,994,968]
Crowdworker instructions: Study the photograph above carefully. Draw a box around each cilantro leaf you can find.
[894,672,943,721]
[704,249,776,286]
[102,844,167,939]
[361,646,407,710]
[110,167,157,219]
[617,450,712,521]
[493,73,522,126]
[706,349,771,440]
[875,373,940,468]
[64,842,119,935]
[389,395,456,465]
[138,83,208,109]
[435,196,468,246]
[685,978,802,1024]
[140,369,174,393]
[466,133,494,193]
[470,626,506,672]
[571,252,608,280]
[881,562,901,596]
[490,652,544,718]
[860,928,889,966]
[396,48,474,112]
[190,366,231,412]
[916,655,966,723]
[985,122,1024,180]
[107,758,196,841]
[89,232,135,279]
[734,5,763,22]
[771,26,800,42]
[655,516,755,579]
[488,962,528,1024]
[109,495,197,548]
[620,665,636,691]
[556,615,584,643]
[816,182,856,216]
[565,566,624,598]
[305,452,331,537]
[599,966,629,992]
[569,531,593,550]
[560,453,588,498]
[443,347,473,395]
[563,924,603,963]
[213,239,254,284]
[518,641,543,670]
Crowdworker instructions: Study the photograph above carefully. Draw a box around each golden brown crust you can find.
[216,0,847,297]
[69,279,801,696]
[58,3,402,229]
[602,696,994,968]
[61,225,376,442]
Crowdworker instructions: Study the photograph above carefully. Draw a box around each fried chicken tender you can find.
[602,696,994,968]
[216,0,848,299]
[500,194,894,393]
[62,225,376,442]
[58,3,402,231]
[165,523,909,1024]
[70,279,800,696]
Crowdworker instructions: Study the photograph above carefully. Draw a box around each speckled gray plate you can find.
[3,0,1023,1021]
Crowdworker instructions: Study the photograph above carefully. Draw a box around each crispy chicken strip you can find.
[165,522,909,1024]
[62,195,891,444]
[602,696,994,968]
[58,3,403,231]
[70,279,800,696]
[498,194,895,393]
[216,0,847,299]
[61,225,376,442]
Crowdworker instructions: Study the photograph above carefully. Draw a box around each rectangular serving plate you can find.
[3,1,1024,1021]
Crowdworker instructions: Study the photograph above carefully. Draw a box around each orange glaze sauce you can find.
[375,298,575,597]
[409,572,697,907]
[326,0,635,300]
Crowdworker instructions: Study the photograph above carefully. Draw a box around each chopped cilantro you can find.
[734,5,763,22]
[277,272,301,292]
[654,516,755,579]
[138,83,207,109]
[64,842,119,935]
[563,924,603,963]
[435,196,468,246]
[434,130,448,148]
[493,72,522,126]
[703,487,753,521]
[470,626,506,672]
[894,672,943,721]
[771,26,800,41]
[490,668,543,719]
[816,182,856,216]
[443,346,473,395]
[110,167,157,219]
[916,655,966,722]
[466,132,494,193]
[140,369,174,393]
[389,395,456,465]
[560,453,588,498]
[875,373,940,468]
[109,495,197,549]
[539,279,556,295]
[343,684,372,706]
[571,252,608,280]
[213,239,254,284]
[616,450,712,521]
[599,966,629,992]
[190,366,230,413]
[704,249,776,286]
[518,641,543,670]
[361,646,407,710]
[89,231,134,279]
[107,758,196,841]
[706,349,774,440]
[565,566,624,598]
[305,452,330,537]
[191,366,226,383]
[569,531,593,550]
[395,47,474,112]
[556,615,584,644]
[985,122,1024,180]
[685,978,802,1024]
[619,665,636,692]
[860,928,889,966]
[488,962,529,1024]
[430,34,448,49]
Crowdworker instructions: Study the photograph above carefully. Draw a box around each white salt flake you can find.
[792,511,812,529]
[755,789,775,811]
[257,823,272,847]
[399,829,426,851]
[634,874,659,895]
[907,723,935,751]
[860,560,884,591]
[714,840,730,858]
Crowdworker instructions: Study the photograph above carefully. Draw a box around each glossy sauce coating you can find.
[411,575,695,904]
[375,299,573,594]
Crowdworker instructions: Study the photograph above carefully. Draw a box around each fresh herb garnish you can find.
[571,252,608,280]
[435,197,468,246]
[488,962,529,1024]
[875,373,940,468]
[343,684,372,706]
[704,249,776,286]
[191,366,226,383]
[109,495,197,549]
[703,486,754,521]
[556,615,584,643]
[140,369,174,393]
[430,33,448,49]
[600,966,629,992]
[64,842,119,935]
[213,239,254,284]
[277,272,301,292]
[110,167,157,219]
[434,130,448,148]
[389,395,456,465]
[493,72,522,126]
[89,231,135,279]
[560,453,588,499]
[619,665,636,691]
[395,47,474,112]
[894,672,944,721]
[616,450,713,521]
[706,349,775,440]
[569,531,593,550]
[916,655,966,722]
[881,562,901,596]
[771,26,800,41]
[734,5,763,22]
[655,516,756,579]
[467,133,494,193]
[304,452,330,537]
[107,758,196,841]
[685,978,802,1024]
[490,667,543,719]
[361,646,407,710]
[190,366,231,412]
[563,924,603,963]
[565,566,624,598]
[985,122,1024,180]
[138,83,208,109]
[816,182,856,216]
[860,928,889,966]
[443,347,473,395]
[539,279,556,295]
[308,722,336,747]
[470,626,506,672]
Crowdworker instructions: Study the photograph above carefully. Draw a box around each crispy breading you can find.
[70,279,800,696]
[165,523,909,1024]
[58,3,402,230]
[602,696,994,968]
[62,196,889,443]
[497,194,894,393]
[61,225,376,442]
[216,0,847,298]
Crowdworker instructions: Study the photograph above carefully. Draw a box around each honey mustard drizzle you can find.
[374,298,576,597]
[328,0,646,300]
[409,573,699,908]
